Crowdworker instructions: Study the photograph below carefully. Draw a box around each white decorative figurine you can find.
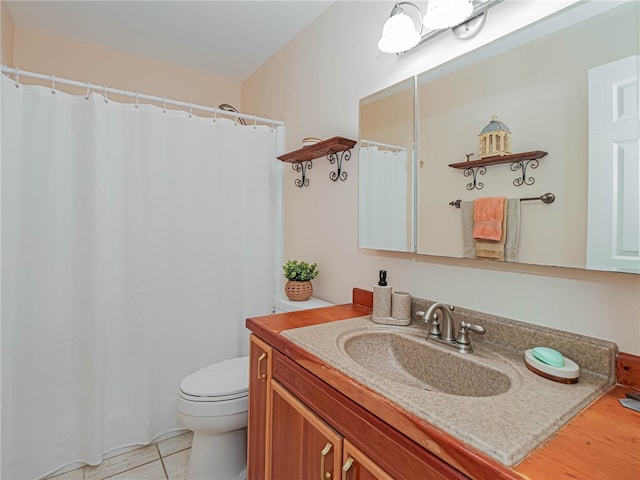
[478,115,511,159]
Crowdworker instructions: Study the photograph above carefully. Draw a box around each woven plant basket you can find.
[285,280,313,301]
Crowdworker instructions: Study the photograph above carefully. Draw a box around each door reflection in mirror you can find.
[587,55,640,273]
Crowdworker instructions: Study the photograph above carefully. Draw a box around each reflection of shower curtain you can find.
[359,147,409,251]
[1,75,283,479]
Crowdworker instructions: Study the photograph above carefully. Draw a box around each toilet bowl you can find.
[177,296,333,479]
[176,356,249,480]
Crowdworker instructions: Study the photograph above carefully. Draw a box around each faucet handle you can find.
[415,310,442,337]
[456,321,486,346]
[462,321,485,335]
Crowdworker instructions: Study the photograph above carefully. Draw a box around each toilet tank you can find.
[273,296,333,313]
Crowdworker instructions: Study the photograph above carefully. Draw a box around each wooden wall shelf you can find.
[448,150,548,190]
[277,136,357,163]
[278,136,357,187]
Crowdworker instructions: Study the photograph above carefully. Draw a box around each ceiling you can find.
[6,1,334,81]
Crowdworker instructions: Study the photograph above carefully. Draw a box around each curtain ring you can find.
[163,97,166,114]
[14,67,20,88]
[271,120,275,132]
[189,102,193,118]
[253,115,257,129]
[103,85,108,103]
[213,109,217,123]
[85,82,91,100]
[234,112,238,126]
[134,91,139,109]
[51,75,56,95]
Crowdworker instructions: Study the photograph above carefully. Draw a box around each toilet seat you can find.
[179,356,249,402]
[179,390,247,402]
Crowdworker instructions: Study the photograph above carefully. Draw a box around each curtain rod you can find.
[0,65,285,126]
[360,139,407,152]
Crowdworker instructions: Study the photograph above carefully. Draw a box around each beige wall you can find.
[10,26,240,110]
[243,1,640,355]
[1,1,15,66]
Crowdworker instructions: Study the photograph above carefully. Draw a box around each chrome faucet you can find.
[425,303,457,341]
[416,303,486,353]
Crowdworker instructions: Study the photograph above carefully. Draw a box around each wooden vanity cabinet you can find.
[247,335,272,480]
[247,302,640,480]
[247,336,468,480]
[270,381,343,479]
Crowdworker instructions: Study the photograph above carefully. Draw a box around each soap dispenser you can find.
[372,270,392,323]
[372,270,412,326]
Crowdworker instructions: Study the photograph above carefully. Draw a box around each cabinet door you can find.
[271,381,343,480]
[341,439,394,480]
[247,334,273,480]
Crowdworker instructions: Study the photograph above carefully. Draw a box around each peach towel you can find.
[473,197,506,241]
[476,200,507,260]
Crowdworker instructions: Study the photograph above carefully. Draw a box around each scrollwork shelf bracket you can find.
[511,158,539,187]
[327,149,351,182]
[292,160,312,188]
[464,165,486,190]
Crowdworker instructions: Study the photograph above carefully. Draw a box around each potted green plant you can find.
[282,260,319,301]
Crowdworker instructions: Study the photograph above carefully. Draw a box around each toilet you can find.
[176,295,332,480]
[177,356,249,480]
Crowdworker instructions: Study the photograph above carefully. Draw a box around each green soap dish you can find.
[524,348,579,384]
[532,346,565,367]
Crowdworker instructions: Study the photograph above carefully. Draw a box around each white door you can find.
[587,55,640,273]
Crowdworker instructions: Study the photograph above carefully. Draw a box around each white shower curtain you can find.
[1,75,282,479]
[358,146,410,251]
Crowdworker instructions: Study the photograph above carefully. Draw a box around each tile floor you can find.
[46,431,193,480]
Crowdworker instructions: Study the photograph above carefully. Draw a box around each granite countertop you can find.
[282,315,615,466]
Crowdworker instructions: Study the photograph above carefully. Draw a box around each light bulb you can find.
[378,12,421,54]
[424,0,473,30]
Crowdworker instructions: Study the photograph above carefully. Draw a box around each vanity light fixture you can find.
[423,0,473,30]
[378,0,506,54]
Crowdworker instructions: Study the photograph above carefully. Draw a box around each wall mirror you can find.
[416,1,639,273]
[359,77,416,252]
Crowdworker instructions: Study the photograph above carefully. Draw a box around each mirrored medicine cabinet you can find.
[358,0,639,273]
